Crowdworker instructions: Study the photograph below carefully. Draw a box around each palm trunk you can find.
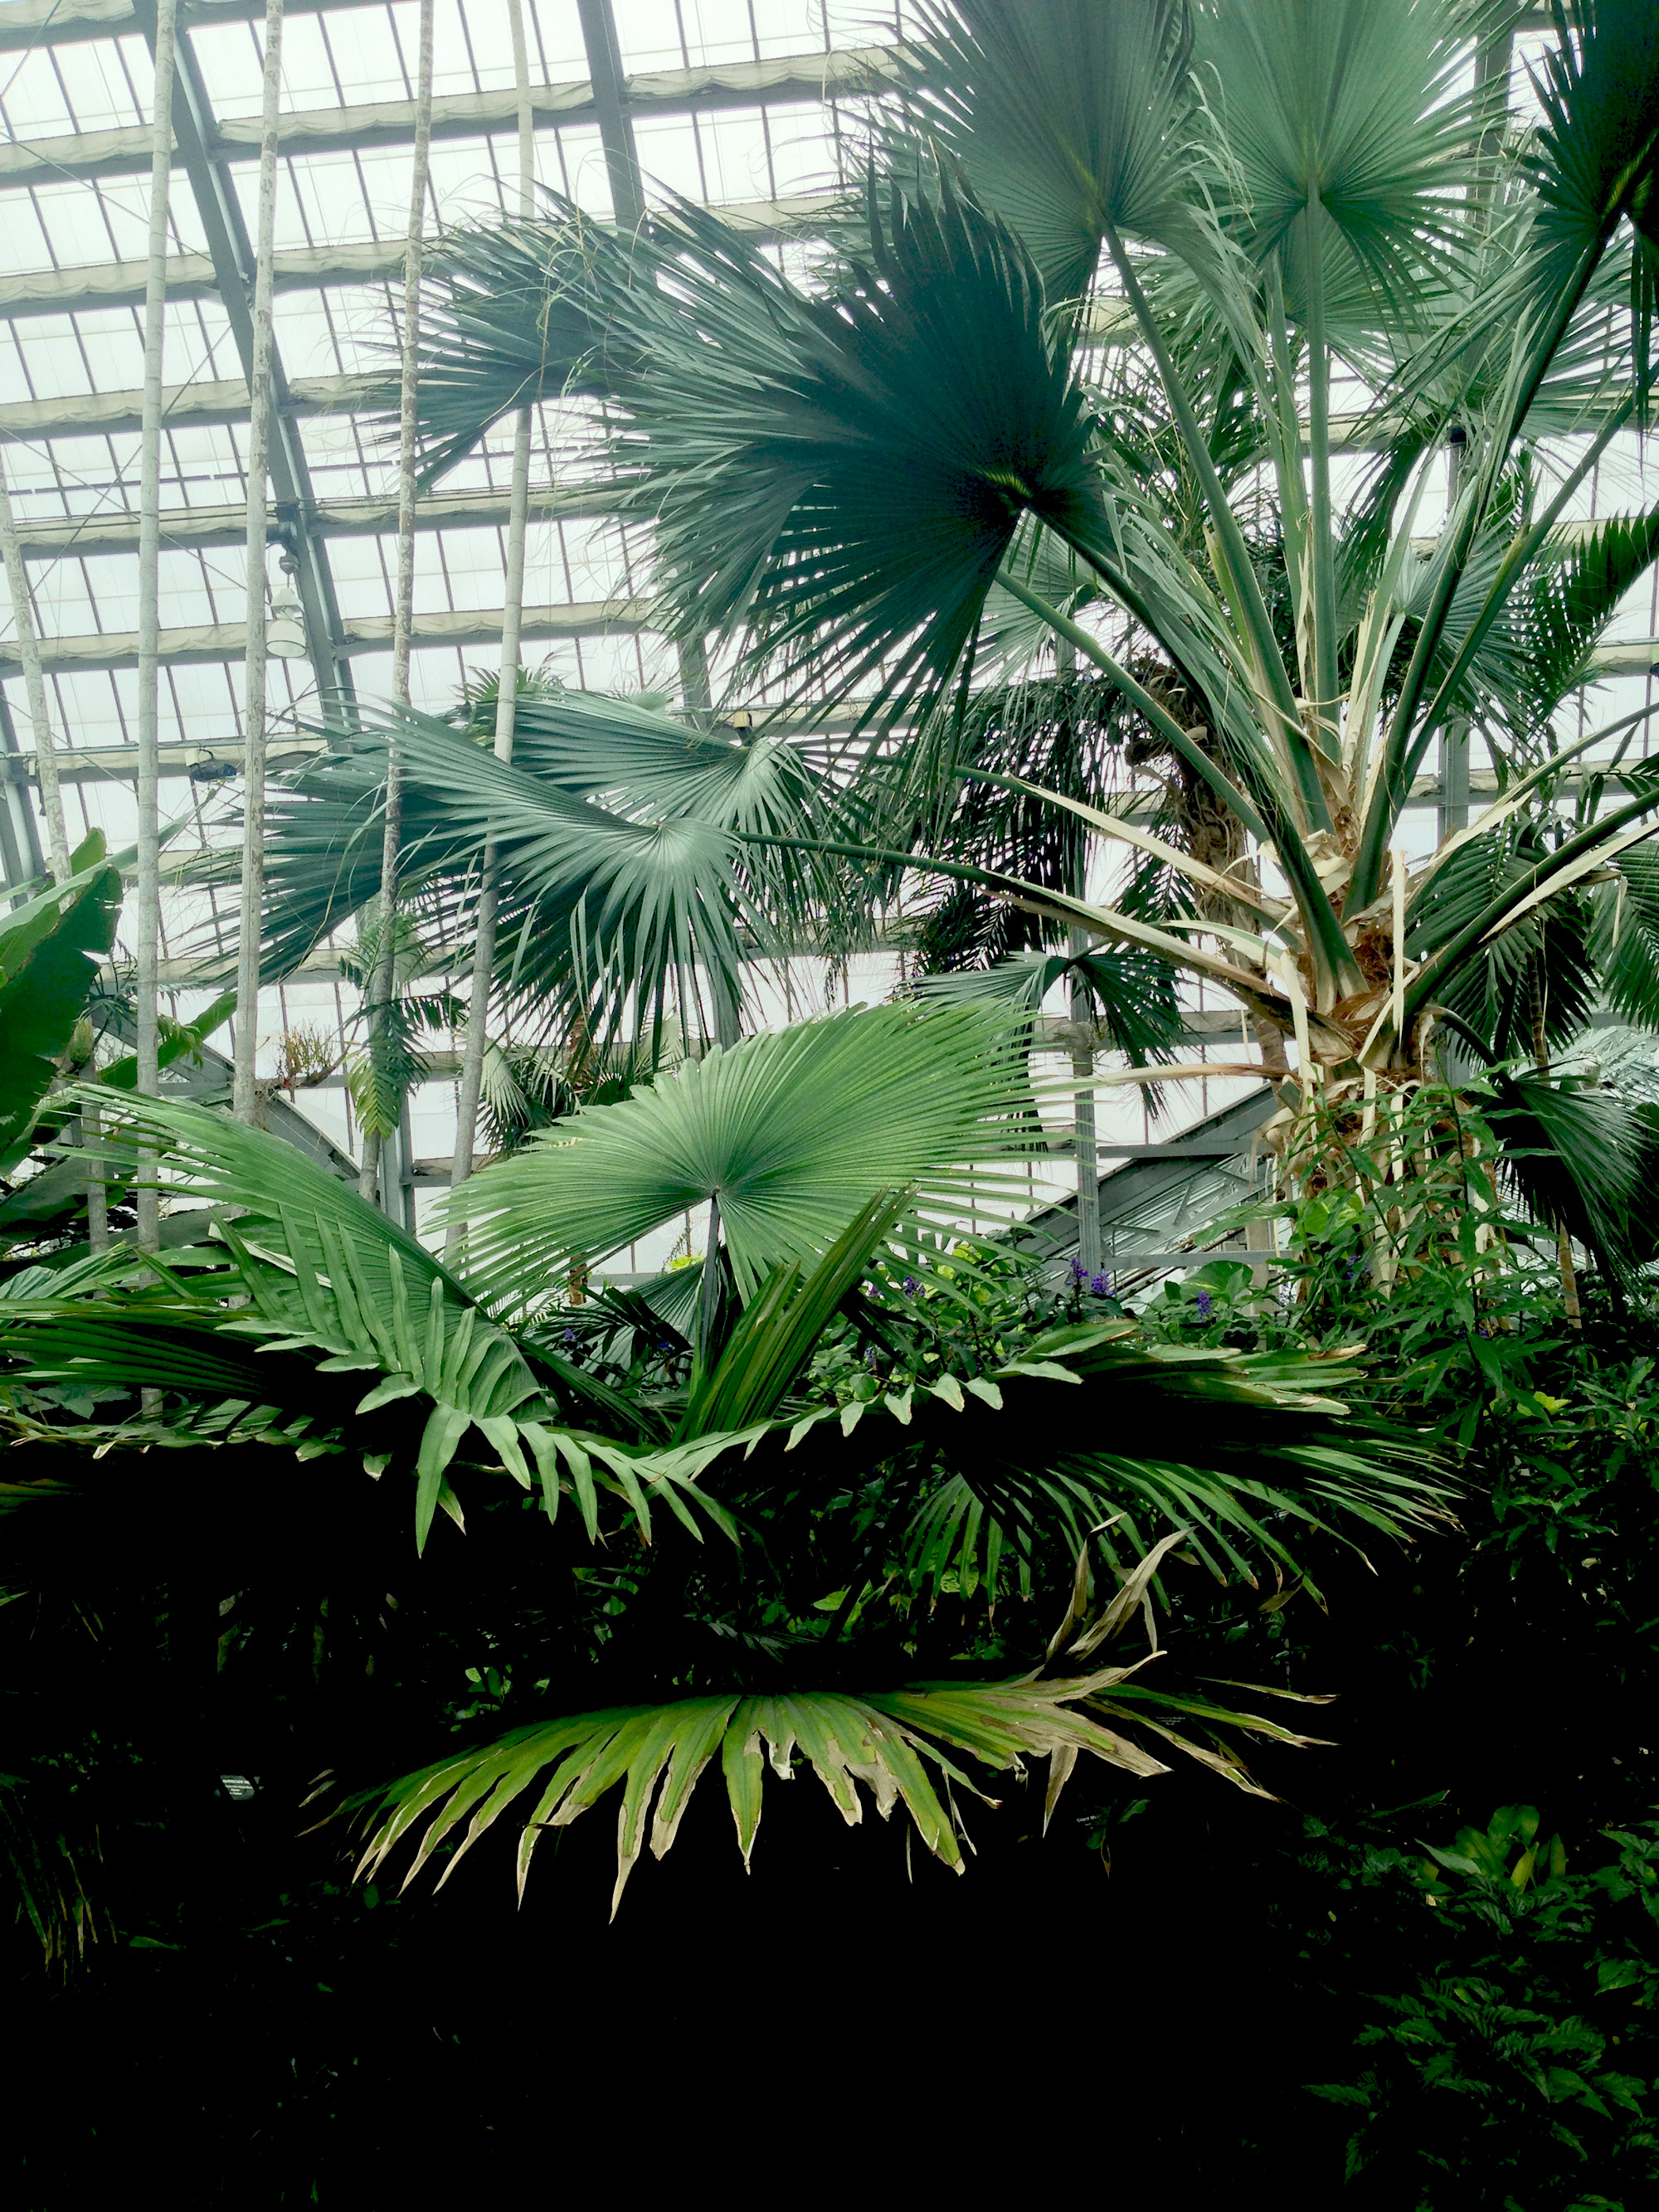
[0,456,70,885]
[360,0,432,1205]
[232,0,284,1127]
[1530,962,1582,1329]
[445,0,533,1253]
[83,1098,109,1253]
[1068,927,1101,1281]
[135,0,178,1256]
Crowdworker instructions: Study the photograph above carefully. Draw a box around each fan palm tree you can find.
[386,0,1659,1264]
[0,1001,1446,1908]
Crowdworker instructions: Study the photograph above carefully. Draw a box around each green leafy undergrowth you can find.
[1303,1804,1659,2207]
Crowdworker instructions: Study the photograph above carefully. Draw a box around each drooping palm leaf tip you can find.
[349,1530,1335,1918]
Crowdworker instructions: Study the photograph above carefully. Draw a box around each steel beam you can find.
[5,483,621,558]
[576,0,645,231]
[0,194,832,320]
[0,367,1405,455]
[0,597,648,673]
[0,691,46,892]
[0,370,395,441]
[0,0,388,57]
[0,46,901,185]
[129,0,354,704]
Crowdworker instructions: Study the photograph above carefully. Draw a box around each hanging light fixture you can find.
[267,551,308,660]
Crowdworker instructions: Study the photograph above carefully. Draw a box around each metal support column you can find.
[575,0,713,720]
[0,693,46,895]
[576,0,644,230]
[131,0,354,706]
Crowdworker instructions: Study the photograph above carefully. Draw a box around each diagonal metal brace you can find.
[130,0,355,707]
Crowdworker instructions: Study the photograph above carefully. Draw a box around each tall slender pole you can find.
[446,0,533,1246]
[135,0,178,1254]
[360,0,433,1204]
[1069,928,1101,1280]
[233,0,285,1127]
[1054,638,1098,1278]
[0,458,70,885]
[4,433,91,1237]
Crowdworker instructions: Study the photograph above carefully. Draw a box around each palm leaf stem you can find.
[1102,221,1321,829]
[990,569,1272,842]
[745,835,1294,1017]
[1263,260,1313,702]
[1303,202,1342,741]
[966,770,1290,926]
[1418,698,1659,891]
[1357,395,1643,912]
[990,570,1360,1002]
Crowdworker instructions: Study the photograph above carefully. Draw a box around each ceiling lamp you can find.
[267,586,308,660]
[267,548,309,660]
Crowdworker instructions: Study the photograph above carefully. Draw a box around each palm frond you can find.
[618,1316,1451,1603]
[0,833,122,1175]
[450,1002,1039,1312]
[609,177,1109,728]
[351,1676,1158,1916]
[1520,0,1659,416]
[350,1524,1326,1913]
[1486,1066,1659,1281]
[1199,0,1501,332]
[915,944,1184,1068]
[408,208,647,477]
[41,1092,593,1552]
[198,703,773,1053]
[893,1,1210,310]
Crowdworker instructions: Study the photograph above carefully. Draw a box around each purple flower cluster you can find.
[1090,1273,1112,1296]
[1194,1290,1214,1320]
[902,1276,918,1294]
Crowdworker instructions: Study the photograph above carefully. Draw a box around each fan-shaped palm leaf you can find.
[407,209,646,477]
[891,0,1209,310]
[1486,1066,1659,1282]
[450,1002,1039,1312]
[915,945,1183,1068]
[1197,0,1497,328]
[198,701,799,1052]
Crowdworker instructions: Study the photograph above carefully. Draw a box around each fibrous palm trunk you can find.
[134,0,178,1255]
[232,0,285,1128]
[445,0,533,1249]
[359,0,433,1207]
